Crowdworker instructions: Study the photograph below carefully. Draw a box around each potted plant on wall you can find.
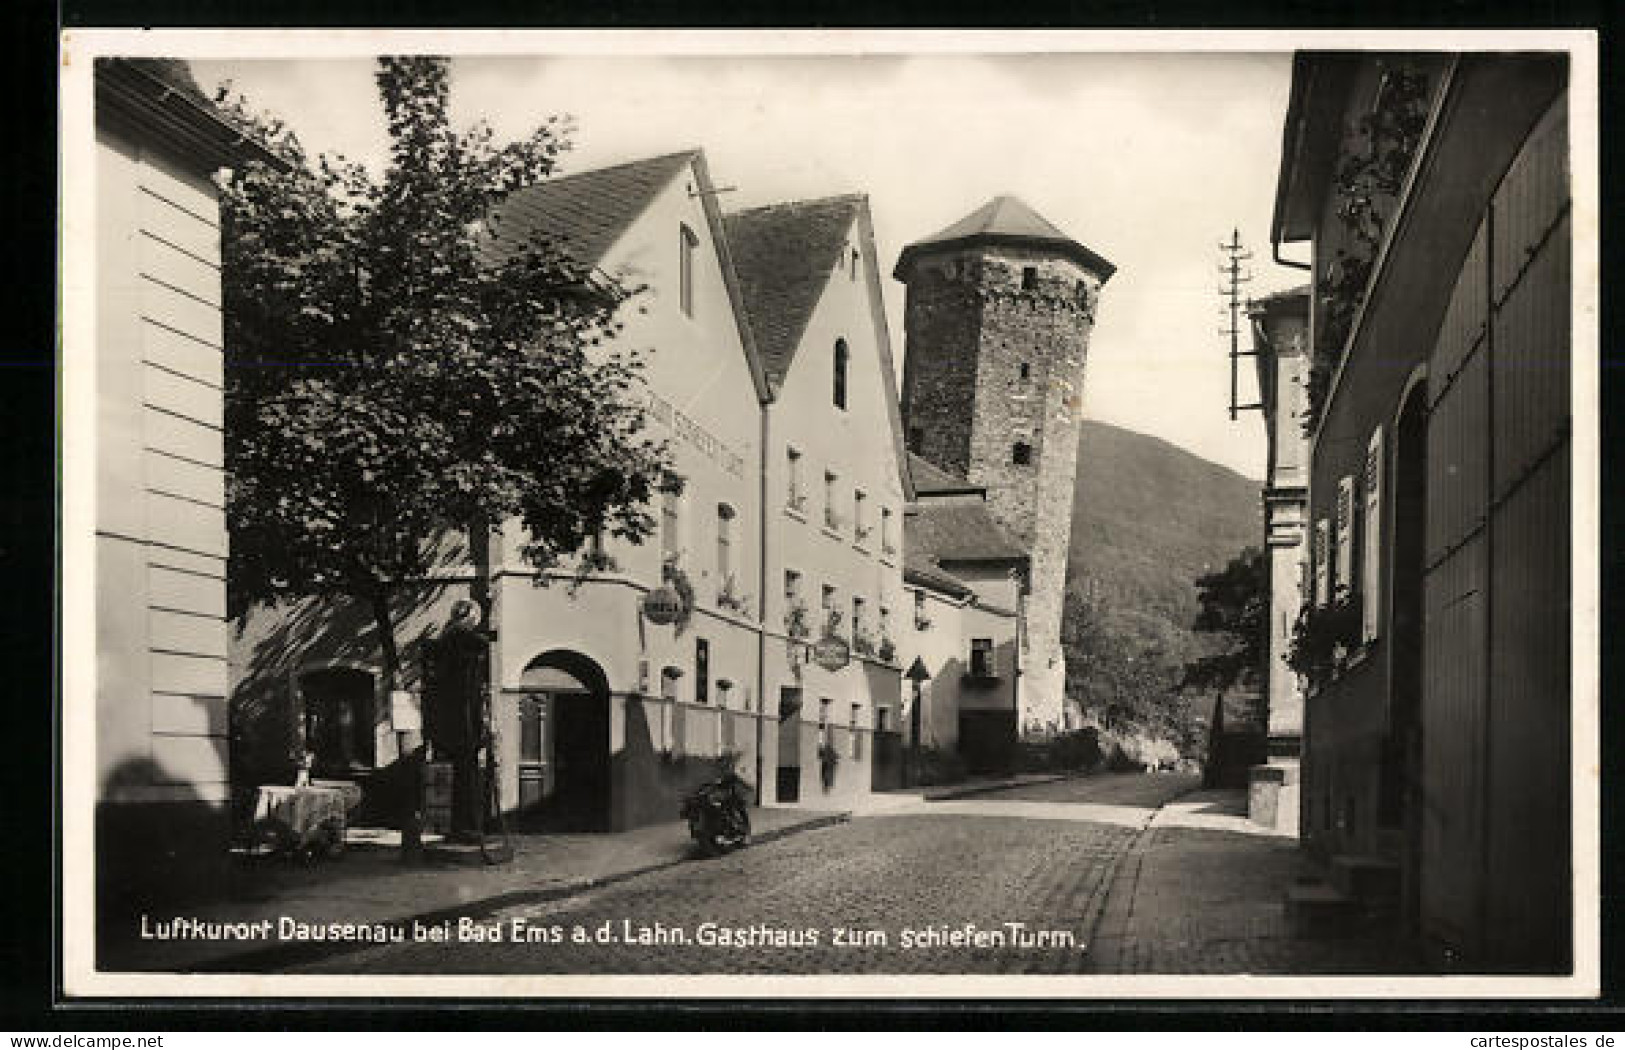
[661,553,696,634]
[1286,597,1364,691]
[716,573,752,617]
[785,598,811,640]
[818,740,840,791]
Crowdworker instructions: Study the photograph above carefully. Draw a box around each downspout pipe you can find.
[754,400,771,803]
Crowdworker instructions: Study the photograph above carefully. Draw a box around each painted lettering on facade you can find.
[646,390,745,478]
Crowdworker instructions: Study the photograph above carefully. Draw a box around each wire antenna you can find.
[1218,228,1262,420]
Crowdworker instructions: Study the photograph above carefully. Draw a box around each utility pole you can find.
[1219,228,1263,420]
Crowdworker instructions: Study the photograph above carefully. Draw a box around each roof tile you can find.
[894,194,1115,280]
[906,500,1028,565]
[722,195,864,385]
[486,150,697,270]
[907,452,975,494]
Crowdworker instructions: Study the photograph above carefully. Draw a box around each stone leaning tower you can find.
[894,196,1114,737]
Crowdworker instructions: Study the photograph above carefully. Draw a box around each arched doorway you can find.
[519,651,611,831]
[1384,377,1428,931]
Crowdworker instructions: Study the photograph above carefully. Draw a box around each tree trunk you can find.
[369,584,422,859]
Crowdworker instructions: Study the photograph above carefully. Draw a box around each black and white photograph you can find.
[57,29,1598,998]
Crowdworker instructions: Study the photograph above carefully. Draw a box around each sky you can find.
[190,46,1309,482]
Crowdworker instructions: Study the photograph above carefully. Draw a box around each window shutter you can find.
[1362,428,1384,643]
[1335,476,1355,602]
[1313,518,1330,608]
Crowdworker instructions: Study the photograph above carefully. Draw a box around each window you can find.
[1021,266,1038,291]
[824,470,839,529]
[660,486,681,561]
[907,426,924,453]
[715,503,734,582]
[914,590,931,630]
[1362,428,1385,643]
[695,638,710,704]
[821,584,838,631]
[880,507,895,555]
[850,703,862,760]
[819,698,833,747]
[1019,361,1031,381]
[786,447,805,511]
[833,339,849,409]
[853,489,868,544]
[852,596,866,640]
[679,224,698,318]
[1012,441,1032,466]
[879,605,891,642]
[784,570,806,636]
[1335,475,1356,602]
[969,638,995,678]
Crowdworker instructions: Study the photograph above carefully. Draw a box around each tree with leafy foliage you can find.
[218,58,674,839]
[1180,547,1267,707]
[1062,582,1204,760]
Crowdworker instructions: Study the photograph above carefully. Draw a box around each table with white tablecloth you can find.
[251,783,355,857]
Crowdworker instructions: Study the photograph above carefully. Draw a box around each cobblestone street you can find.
[282,773,1417,976]
[296,774,1193,975]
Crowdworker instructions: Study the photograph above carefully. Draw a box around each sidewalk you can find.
[99,805,846,973]
[1086,788,1421,974]
[845,772,1075,815]
[920,771,1073,801]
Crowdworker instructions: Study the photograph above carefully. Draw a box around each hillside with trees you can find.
[1062,420,1262,761]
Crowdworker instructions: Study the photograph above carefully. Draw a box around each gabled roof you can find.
[907,452,980,496]
[486,150,698,271]
[483,149,772,405]
[905,500,1028,565]
[725,193,915,499]
[1251,283,1312,309]
[894,195,1115,282]
[722,194,865,387]
[96,57,288,171]
[123,58,213,104]
[903,549,974,599]
[1270,53,1361,246]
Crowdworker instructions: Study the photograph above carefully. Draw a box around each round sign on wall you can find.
[641,585,683,625]
[813,635,852,672]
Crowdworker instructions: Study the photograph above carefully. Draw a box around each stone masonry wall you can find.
[970,249,1099,734]
[899,253,984,474]
[901,244,1103,737]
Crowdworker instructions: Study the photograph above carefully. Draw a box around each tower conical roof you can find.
[893,195,1115,282]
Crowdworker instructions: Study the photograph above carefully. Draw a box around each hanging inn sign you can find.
[812,633,852,672]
